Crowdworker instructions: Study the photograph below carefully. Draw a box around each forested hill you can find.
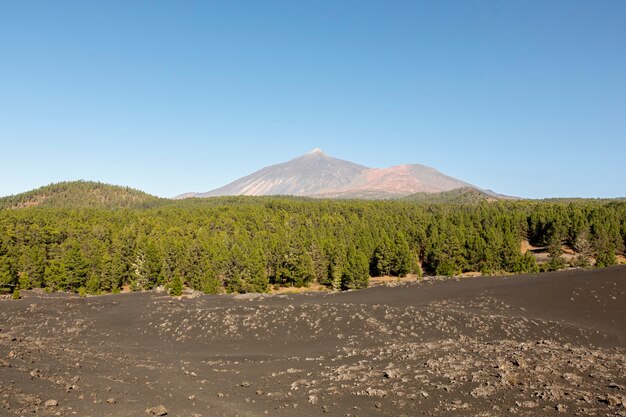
[403,187,504,204]
[0,181,164,210]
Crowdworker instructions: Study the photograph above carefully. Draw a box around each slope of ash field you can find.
[1,267,625,417]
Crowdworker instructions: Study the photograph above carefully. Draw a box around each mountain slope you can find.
[0,181,163,209]
[179,149,481,199]
[186,148,369,198]
[317,164,472,197]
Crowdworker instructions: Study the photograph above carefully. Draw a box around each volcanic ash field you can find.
[1,267,625,416]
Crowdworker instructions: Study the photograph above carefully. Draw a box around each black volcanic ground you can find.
[1,267,625,417]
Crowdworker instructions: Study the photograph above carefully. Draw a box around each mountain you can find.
[0,181,163,210]
[178,148,482,199]
[184,148,368,198]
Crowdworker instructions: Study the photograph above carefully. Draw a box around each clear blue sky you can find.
[1,1,625,199]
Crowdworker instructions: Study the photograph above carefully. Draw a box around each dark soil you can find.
[1,267,625,416]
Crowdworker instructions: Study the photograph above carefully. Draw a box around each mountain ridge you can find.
[178,149,483,199]
[2,180,624,210]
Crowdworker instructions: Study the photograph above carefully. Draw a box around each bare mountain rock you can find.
[178,149,479,199]
[199,148,367,197]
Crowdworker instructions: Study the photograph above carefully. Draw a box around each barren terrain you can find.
[1,267,625,417]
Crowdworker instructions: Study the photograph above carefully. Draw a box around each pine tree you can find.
[545,233,566,271]
[44,259,66,291]
[371,234,393,276]
[574,229,593,267]
[392,232,413,277]
[593,224,617,267]
[63,246,90,291]
[0,255,16,288]
[341,246,369,290]
[202,271,221,295]
[170,275,183,296]
[328,255,344,292]
[85,274,100,294]
[18,272,31,290]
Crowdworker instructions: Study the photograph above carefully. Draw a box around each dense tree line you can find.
[1,198,625,295]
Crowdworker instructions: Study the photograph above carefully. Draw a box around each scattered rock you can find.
[598,394,622,406]
[365,388,388,397]
[512,356,527,368]
[383,370,397,379]
[516,400,537,408]
[146,405,168,415]
[470,385,497,398]
[44,399,58,407]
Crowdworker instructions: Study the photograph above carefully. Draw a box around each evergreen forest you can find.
[1,182,625,296]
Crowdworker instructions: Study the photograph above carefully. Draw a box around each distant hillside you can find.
[403,187,510,204]
[177,149,480,199]
[0,181,163,210]
[538,197,626,203]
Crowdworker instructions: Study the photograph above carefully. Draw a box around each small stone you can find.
[106,398,117,404]
[556,403,567,412]
[188,395,196,401]
[217,392,224,398]
[512,356,527,368]
[45,399,58,407]
[471,385,497,398]
[145,405,168,415]
[383,370,396,379]
[604,394,621,406]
